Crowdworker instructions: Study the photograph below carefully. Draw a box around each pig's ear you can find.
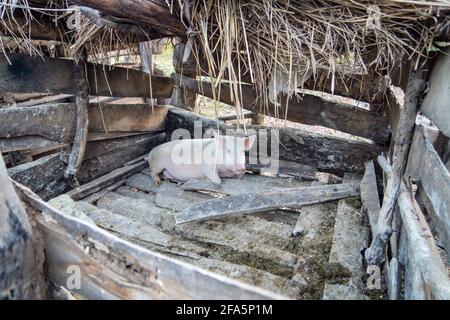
[244,135,256,151]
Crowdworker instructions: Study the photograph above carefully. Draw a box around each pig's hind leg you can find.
[150,171,162,187]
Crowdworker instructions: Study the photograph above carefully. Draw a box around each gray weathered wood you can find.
[379,157,450,299]
[0,103,168,152]
[365,71,426,265]
[175,74,390,143]
[406,125,450,255]
[0,155,46,299]
[65,51,90,180]
[176,183,359,224]
[13,181,284,300]
[360,161,380,232]
[421,47,450,137]
[322,174,369,300]
[8,133,166,200]
[67,161,147,201]
[0,53,173,98]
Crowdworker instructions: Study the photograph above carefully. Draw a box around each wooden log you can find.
[8,133,166,200]
[174,74,390,143]
[176,182,359,224]
[378,158,450,299]
[65,51,90,180]
[165,107,384,175]
[421,47,450,137]
[67,160,147,201]
[71,0,186,38]
[365,71,426,266]
[13,181,283,300]
[406,125,450,254]
[0,53,173,98]
[0,155,46,299]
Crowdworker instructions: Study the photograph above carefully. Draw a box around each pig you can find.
[147,135,256,186]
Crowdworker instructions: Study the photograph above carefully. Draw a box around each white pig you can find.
[147,135,256,186]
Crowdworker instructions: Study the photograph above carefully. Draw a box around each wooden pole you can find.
[65,50,89,181]
[364,71,426,265]
[0,155,46,299]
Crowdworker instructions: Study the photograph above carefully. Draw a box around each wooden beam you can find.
[421,47,450,137]
[71,0,186,38]
[0,103,168,152]
[13,181,284,299]
[378,156,450,300]
[176,183,360,224]
[0,53,173,98]
[175,74,390,143]
[8,133,166,200]
[365,71,426,266]
[165,107,384,175]
[67,160,147,201]
[406,125,450,255]
[0,155,46,299]
[65,51,90,180]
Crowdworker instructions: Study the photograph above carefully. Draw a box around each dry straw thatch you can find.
[0,0,150,62]
[0,0,449,118]
[170,0,450,117]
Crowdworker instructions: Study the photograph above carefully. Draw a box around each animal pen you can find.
[0,0,449,300]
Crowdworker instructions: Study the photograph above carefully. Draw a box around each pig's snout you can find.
[235,168,246,176]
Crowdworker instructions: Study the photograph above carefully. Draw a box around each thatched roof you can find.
[1,0,449,112]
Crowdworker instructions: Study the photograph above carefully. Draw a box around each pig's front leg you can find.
[202,167,222,184]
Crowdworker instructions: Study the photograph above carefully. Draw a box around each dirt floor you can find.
[50,168,378,299]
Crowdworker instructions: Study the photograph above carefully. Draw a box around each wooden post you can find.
[65,50,89,182]
[171,43,197,110]
[364,71,426,265]
[0,154,46,299]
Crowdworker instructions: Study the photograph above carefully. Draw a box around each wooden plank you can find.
[421,47,450,137]
[13,181,284,300]
[8,133,166,200]
[379,156,450,300]
[360,161,381,232]
[0,53,173,98]
[175,74,390,143]
[165,107,384,175]
[0,155,46,299]
[406,125,450,254]
[0,103,168,152]
[88,104,168,132]
[365,71,426,265]
[176,183,359,224]
[67,161,147,201]
[323,174,369,300]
